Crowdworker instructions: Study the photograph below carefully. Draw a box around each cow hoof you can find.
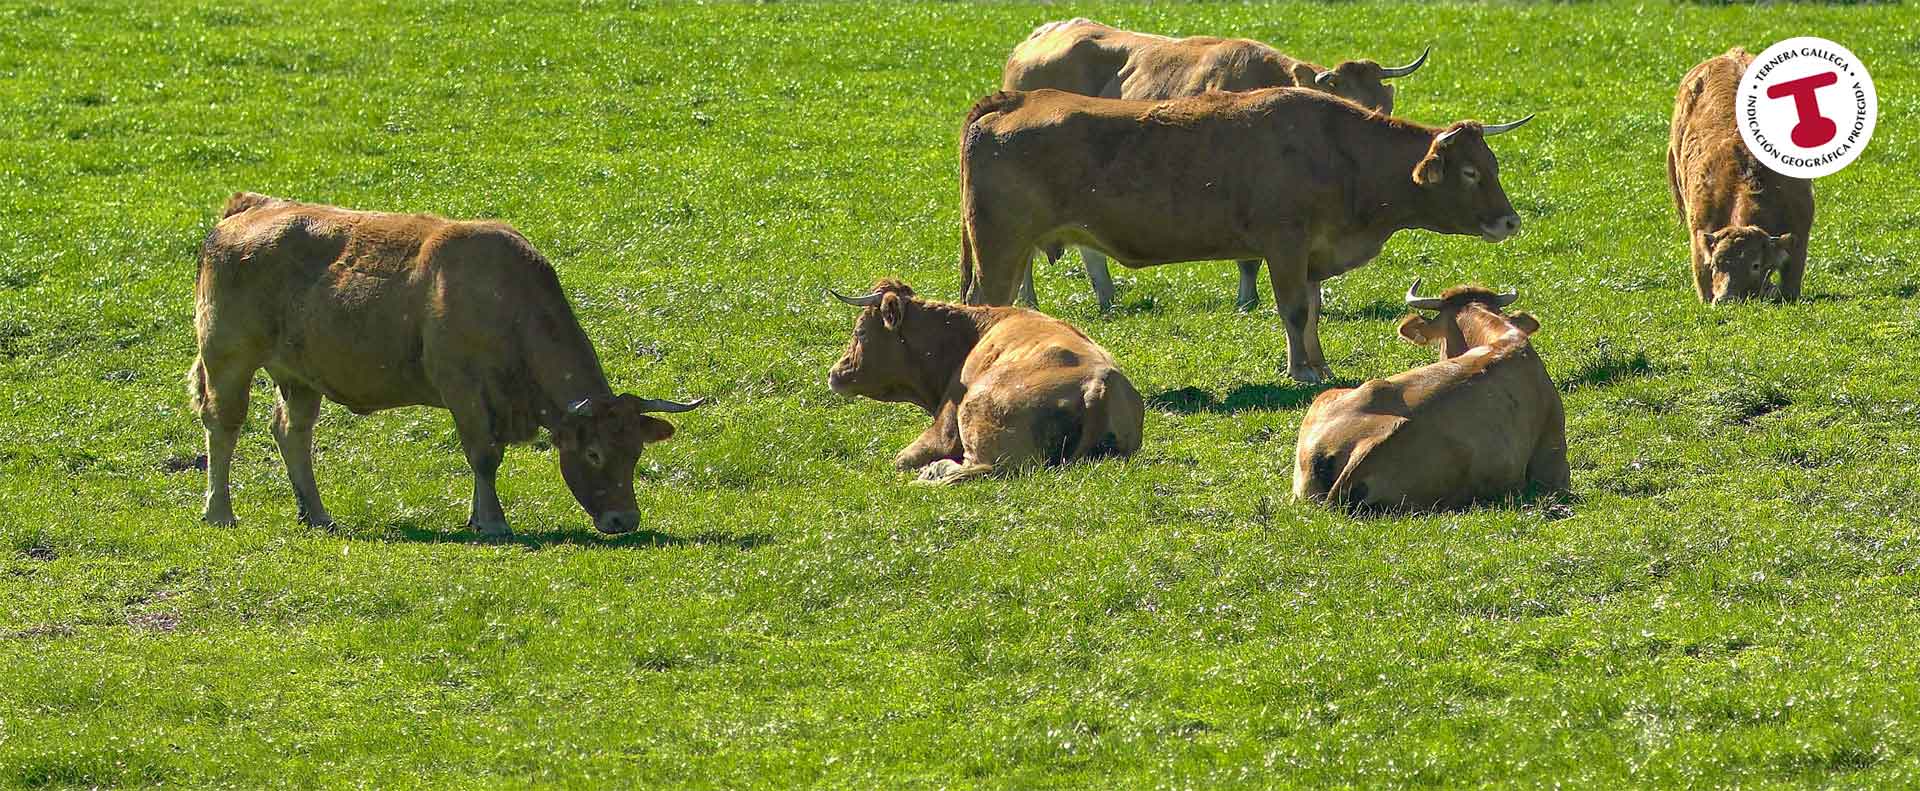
[914,459,963,483]
[470,519,513,540]
[1286,366,1325,385]
[201,511,237,527]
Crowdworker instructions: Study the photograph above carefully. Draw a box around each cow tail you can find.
[958,222,976,303]
[186,355,209,418]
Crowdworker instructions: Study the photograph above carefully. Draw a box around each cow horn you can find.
[1404,278,1444,311]
[1313,70,1336,87]
[567,398,594,417]
[1492,290,1520,308]
[1482,114,1535,137]
[1434,126,1464,146]
[1379,46,1430,79]
[635,397,706,413]
[827,288,885,307]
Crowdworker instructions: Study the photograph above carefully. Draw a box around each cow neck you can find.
[1345,121,1447,234]
[1443,304,1528,359]
[899,300,991,413]
[522,310,615,430]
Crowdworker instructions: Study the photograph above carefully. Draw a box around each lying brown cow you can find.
[958,88,1531,383]
[1293,280,1568,511]
[1668,48,1814,303]
[190,192,704,537]
[1002,18,1430,311]
[826,279,1143,483]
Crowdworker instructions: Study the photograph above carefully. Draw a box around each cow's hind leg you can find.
[1235,259,1263,312]
[189,352,258,525]
[1266,253,1331,383]
[912,459,996,485]
[1018,251,1042,309]
[269,376,332,527]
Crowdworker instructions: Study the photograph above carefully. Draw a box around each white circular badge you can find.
[1737,37,1877,179]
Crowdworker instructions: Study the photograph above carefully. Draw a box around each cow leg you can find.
[1689,236,1713,303]
[190,352,257,526]
[1266,256,1331,383]
[966,219,1034,306]
[1234,259,1263,312]
[1777,236,1809,302]
[269,378,332,527]
[912,458,995,485]
[448,405,510,538]
[1017,251,1040,308]
[894,399,964,470]
[1082,246,1116,312]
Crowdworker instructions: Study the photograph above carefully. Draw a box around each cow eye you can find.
[584,447,605,466]
[1461,165,1480,183]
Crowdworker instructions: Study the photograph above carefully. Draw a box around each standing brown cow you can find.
[1003,18,1431,311]
[1668,48,1814,304]
[1293,280,1568,511]
[957,87,1531,383]
[826,279,1143,483]
[190,193,704,537]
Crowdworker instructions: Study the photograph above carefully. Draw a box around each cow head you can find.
[1295,47,1429,115]
[1397,279,1539,358]
[1700,227,1792,304]
[826,279,936,406]
[553,394,704,534]
[1411,116,1531,243]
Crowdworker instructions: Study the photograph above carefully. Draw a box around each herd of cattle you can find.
[188,20,1816,535]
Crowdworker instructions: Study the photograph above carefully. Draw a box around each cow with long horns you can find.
[958,87,1532,383]
[1668,48,1814,303]
[1002,18,1433,311]
[826,279,1143,483]
[190,192,704,537]
[1292,280,1568,511]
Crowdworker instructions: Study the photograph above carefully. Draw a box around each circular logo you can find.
[1737,37,1877,179]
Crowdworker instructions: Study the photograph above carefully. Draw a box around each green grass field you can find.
[3,1,1918,786]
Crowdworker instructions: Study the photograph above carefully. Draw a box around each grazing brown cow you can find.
[189,192,704,537]
[958,88,1531,383]
[825,279,1143,483]
[1292,280,1568,511]
[1668,48,1814,304]
[1002,18,1431,311]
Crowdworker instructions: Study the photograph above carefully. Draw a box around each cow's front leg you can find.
[1776,236,1808,303]
[1266,254,1330,383]
[449,407,510,538]
[893,399,964,470]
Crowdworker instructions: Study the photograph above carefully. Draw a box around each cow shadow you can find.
[367,520,774,551]
[1148,381,1349,415]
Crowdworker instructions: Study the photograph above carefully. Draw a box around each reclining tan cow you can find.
[1292,280,1568,511]
[190,192,703,538]
[1668,48,1814,304]
[826,279,1142,483]
[1003,18,1432,311]
[957,87,1531,383]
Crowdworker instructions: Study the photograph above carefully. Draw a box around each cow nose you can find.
[826,369,850,394]
[1481,214,1521,242]
[595,510,640,535]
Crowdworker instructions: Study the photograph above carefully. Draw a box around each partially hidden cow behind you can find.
[190,192,704,537]
[1669,47,1813,304]
[826,279,1142,483]
[1293,280,1568,511]
[1003,17,1432,311]
[958,87,1531,383]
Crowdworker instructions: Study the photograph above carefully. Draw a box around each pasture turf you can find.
[3,1,1918,787]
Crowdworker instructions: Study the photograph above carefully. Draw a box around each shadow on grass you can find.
[1148,381,1348,414]
[1320,297,1407,323]
[371,521,774,551]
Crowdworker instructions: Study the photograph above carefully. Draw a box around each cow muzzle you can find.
[1480,214,1521,242]
[595,510,640,535]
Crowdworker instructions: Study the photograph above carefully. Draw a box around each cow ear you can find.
[1290,63,1319,86]
[638,416,675,444]
[1700,230,1722,252]
[880,292,905,330]
[1509,312,1540,336]
[1412,152,1445,186]
[1396,314,1436,345]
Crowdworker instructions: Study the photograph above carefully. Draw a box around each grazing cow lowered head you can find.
[1668,48,1815,304]
[1000,18,1433,312]
[1292,279,1568,512]
[189,192,705,538]
[956,86,1532,383]
[826,278,1144,483]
